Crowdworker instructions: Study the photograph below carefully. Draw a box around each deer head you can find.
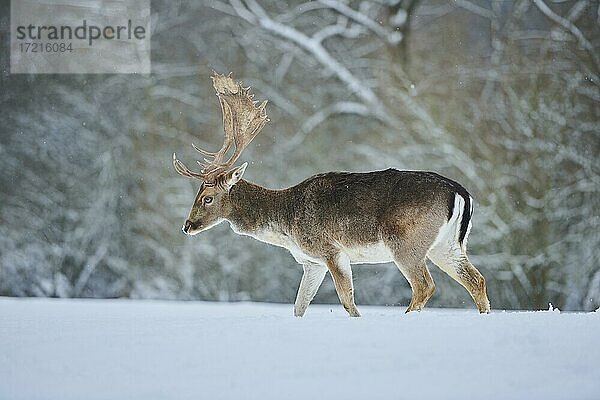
[173,72,269,235]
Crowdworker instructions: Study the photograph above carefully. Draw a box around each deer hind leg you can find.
[393,255,436,313]
[326,255,361,317]
[428,250,490,313]
[294,263,328,317]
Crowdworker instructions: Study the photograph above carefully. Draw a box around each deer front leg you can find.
[327,255,361,317]
[294,263,328,317]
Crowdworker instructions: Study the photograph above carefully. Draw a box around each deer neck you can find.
[226,180,289,238]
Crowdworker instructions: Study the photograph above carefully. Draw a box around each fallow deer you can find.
[173,72,491,317]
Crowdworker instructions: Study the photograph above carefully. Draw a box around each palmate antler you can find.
[173,72,269,182]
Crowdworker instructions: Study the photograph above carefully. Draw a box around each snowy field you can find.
[1,298,598,400]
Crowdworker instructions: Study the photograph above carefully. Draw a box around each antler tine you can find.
[173,153,206,180]
[173,72,268,181]
[204,73,269,175]
[190,138,233,174]
[191,142,216,157]
[202,120,268,176]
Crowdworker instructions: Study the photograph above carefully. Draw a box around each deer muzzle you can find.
[182,219,194,235]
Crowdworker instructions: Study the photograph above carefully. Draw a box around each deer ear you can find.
[225,162,248,189]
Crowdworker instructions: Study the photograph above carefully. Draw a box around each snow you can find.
[1,298,598,400]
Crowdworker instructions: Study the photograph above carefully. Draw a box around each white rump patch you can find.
[428,194,466,260]
[462,195,474,249]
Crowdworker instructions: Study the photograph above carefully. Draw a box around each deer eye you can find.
[203,196,213,205]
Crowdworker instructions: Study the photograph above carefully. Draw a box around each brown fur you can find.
[182,167,491,316]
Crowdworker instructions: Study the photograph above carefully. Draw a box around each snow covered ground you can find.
[0,298,598,400]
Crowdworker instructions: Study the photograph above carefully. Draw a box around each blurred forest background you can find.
[1,0,598,311]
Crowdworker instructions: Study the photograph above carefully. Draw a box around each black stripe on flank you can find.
[458,193,471,245]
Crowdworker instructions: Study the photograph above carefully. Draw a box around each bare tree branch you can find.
[453,0,494,20]
[318,0,403,44]
[286,101,381,148]
[236,0,389,119]
[533,0,600,71]
[73,241,109,296]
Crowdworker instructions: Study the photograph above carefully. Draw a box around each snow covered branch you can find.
[318,0,403,44]
[533,0,600,71]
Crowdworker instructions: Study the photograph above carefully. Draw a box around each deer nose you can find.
[182,220,192,234]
